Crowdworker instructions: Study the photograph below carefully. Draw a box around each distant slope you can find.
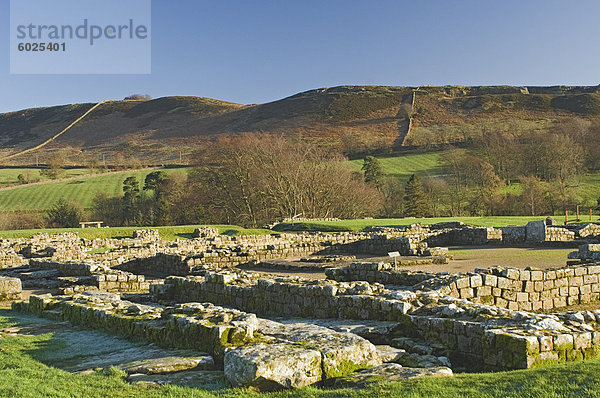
[0,168,187,211]
[2,85,600,163]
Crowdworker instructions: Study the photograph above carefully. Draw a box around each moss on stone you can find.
[584,346,600,360]
[323,358,370,379]
[530,357,563,369]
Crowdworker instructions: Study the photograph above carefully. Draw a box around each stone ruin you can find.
[0,221,599,390]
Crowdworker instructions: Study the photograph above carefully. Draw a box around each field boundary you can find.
[0,167,159,192]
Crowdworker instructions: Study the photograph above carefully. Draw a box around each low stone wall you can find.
[546,227,576,242]
[92,272,149,293]
[0,251,28,268]
[132,229,161,241]
[326,262,437,286]
[13,292,384,388]
[27,259,148,294]
[569,244,600,263]
[13,293,256,361]
[329,262,600,313]
[410,314,600,370]
[193,227,220,238]
[152,273,413,321]
[29,259,109,276]
[115,234,423,276]
[443,265,600,311]
[373,221,595,246]
[151,269,600,371]
[116,253,194,277]
[0,276,21,300]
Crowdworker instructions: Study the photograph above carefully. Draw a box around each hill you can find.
[2,85,600,163]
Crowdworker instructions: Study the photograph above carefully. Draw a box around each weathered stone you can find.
[120,355,214,374]
[128,370,227,389]
[376,345,406,363]
[224,343,322,390]
[328,364,452,387]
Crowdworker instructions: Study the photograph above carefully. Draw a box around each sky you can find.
[1,0,599,113]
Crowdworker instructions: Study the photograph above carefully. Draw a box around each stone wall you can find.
[330,261,600,312]
[29,259,109,276]
[0,250,28,268]
[92,273,149,293]
[150,268,600,371]
[369,221,593,247]
[152,273,413,321]
[115,233,423,276]
[325,262,437,286]
[13,292,384,387]
[443,265,600,311]
[13,293,257,361]
[569,244,600,263]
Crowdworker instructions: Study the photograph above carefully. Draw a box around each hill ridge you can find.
[2,84,600,163]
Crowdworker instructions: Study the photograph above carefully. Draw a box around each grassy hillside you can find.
[348,150,600,208]
[0,168,92,187]
[4,85,600,164]
[0,168,188,211]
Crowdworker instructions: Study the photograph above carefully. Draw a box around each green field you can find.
[0,151,599,213]
[0,224,273,240]
[0,168,188,211]
[349,151,600,208]
[349,151,446,180]
[1,309,600,397]
[0,168,92,187]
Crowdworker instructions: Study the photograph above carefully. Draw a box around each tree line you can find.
[9,122,598,230]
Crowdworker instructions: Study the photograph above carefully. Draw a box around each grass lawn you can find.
[1,309,600,397]
[0,224,273,240]
[0,168,190,211]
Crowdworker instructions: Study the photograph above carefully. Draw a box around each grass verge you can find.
[0,224,274,240]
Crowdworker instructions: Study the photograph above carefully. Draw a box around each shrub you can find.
[46,199,83,228]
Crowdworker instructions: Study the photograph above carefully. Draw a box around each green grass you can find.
[347,151,600,208]
[0,168,92,187]
[0,224,274,241]
[349,151,445,181]
[0,168,190,211]
[1,310,600,397]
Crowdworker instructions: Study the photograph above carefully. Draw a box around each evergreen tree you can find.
[144,171,168,195]
[122,176,141,225]
[403,174,428,217]
[46,199,83,228]
[362,156,384,186]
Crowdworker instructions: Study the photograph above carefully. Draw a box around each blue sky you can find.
[1,0,599,112]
